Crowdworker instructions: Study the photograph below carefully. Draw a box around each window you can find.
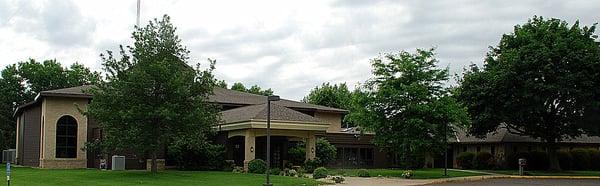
[56,116,77,158]
[463,147,467,152]
[491,145,496,155]
[476,146,481,152]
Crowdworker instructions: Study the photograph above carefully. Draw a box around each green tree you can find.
[230,82,247,92]
[303,83,355,127]
[356,48,469,168]
[86,15,221,173]
[229,82,273,96]
[215,80,228,88]
[458,16,600,171]
[0,60,100,150]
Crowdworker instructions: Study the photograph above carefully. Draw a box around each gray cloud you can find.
[0,0,598,100]
[8,0,95,47]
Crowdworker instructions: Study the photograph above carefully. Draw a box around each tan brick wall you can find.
[40,159,86,169]
[40,97,89,169]
[315,112,343,133]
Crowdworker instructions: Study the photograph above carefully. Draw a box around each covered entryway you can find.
[218,103,329,170]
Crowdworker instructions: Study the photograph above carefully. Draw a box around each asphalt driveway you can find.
[428,178,600,186]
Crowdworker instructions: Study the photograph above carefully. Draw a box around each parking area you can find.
[428,178,600,186]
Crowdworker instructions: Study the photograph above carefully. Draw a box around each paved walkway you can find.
[332,176,434,186]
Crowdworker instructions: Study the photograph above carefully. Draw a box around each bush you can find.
[456,152,475,169]
[304,159,321,173]
[168,143,226,170]
[288,142,306,166]
[313,167,328,179]
[557,151,573,170]
[269,168,281,175]
[507,152,530,170]
[232,166,244,173]
[316,138,337,165]
[357,169,370,177]
[571,149,591,170]
[248,159,267,174]
[331,176,345,183]
[526,151,549,170]
[287,169,298,177]
[402,170,413,179]
[474,152,495,170]
[588,149,600,171]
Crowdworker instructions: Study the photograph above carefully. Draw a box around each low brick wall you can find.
[40,159,86,169]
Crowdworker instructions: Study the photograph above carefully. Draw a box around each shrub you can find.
[304,159,321,173]
[287,169,298,177]
[402,170,413,179]
[248,159,267,174]
[525,151,549,170]
[456,152,475,169]
[571,149,591,170]
[232,166,244,173]
[313,167,328,179]
[269,168,281,175]
[331,176,345,183]
[357,169,370,177]
[168,143,226,170]
[288,142,306,166]
[587,149,600,171]
[474,152,495,170]
[557,151,573,170]
[316,138,337,165]
[507,152,529,170]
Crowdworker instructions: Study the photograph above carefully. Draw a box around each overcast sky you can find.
[0,0,598,100]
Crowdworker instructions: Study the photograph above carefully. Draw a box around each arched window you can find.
[56,116,77,158]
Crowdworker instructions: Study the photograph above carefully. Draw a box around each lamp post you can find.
[264,95,280,186]
[444,122,448,177]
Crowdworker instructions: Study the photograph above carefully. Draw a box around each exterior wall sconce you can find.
[311,147,315,153]
[250,146,254,152]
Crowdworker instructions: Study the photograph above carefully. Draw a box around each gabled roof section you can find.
[452,127,600,144]
[210,87,348,113]
[39,85,94,98]
[220,103,323,124]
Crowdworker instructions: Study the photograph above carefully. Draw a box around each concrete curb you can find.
[423,175,600,185]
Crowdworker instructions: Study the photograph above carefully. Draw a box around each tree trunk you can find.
[151,150,158,173]
[546,140,561,171]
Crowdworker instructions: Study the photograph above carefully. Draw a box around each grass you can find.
[0,165,320,186]
[484,169,600,176]
[329,168,485,179]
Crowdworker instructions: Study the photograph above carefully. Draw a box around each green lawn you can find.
[0,165,320,186]
[484,170,600,176]
[329,168,485,179]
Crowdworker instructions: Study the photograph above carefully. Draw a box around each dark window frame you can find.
[56,115,77,158]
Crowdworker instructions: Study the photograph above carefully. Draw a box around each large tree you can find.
[229,82,274,96]
[0,60,100,150]
[86,15,221,173]
[303,83,356,127]
[356,48,469,168]
[458,16,600,170]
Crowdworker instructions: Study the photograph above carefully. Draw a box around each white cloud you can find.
[0,0,598,100]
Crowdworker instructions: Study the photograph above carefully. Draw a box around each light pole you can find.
[444,122,448,177]
[264,95,280,186]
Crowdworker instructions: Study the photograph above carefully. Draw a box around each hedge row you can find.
[458,148,600,170]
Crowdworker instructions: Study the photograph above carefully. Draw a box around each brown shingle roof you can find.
[209,87,348,113]
[39,85,94,98]
[452,127,600,144]
[220,103,323,124]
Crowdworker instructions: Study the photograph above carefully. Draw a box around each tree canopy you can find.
[86,15,221,173]
[0,60,100,149]
[354,48,469,168]
[302,82,357,127]
[229,82,274,96]
[458,16,600,170]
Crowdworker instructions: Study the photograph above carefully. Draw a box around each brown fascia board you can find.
[13,92,92,117]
